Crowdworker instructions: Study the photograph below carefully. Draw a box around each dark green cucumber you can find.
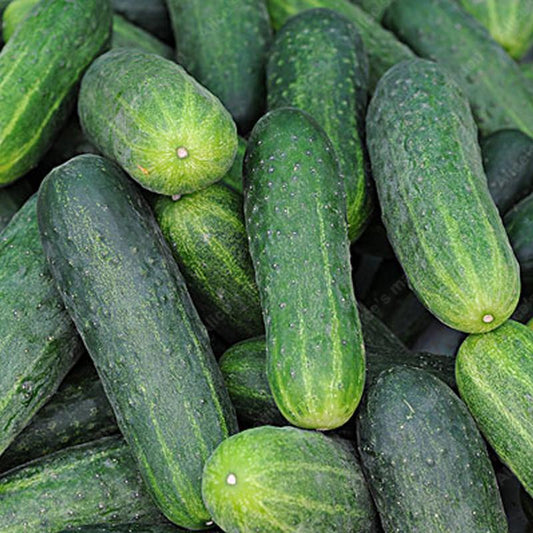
[220,137,246,195]
[384,0,533,137]
[367,58,520,333]
[202,426,376,532]
[267,8,372,241]
[505,193,533,283]
[37,155,238,529]
[0,436,164,532]
[457,0,533,59]
[244,108,365,430]
[78,48,237,197]
[456,320,533,497]
[0,177,34,231]
[0,0,111,185]
[357,366,507,532]
[0,195,83,458]
[0,358,118,473]
[167,0,272,132]
[480,129,533,214]
[266,0,414,90]
[60,526,184,533]
[154,184,263,344]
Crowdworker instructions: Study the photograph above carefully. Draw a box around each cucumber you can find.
[1,0,34,41]
[367,58,520,333]
[37,155,238,529]
[60,526,184,533]
[220,137,246,195]
[522,62,533,84]
[457,0,533,59]
[0,436,164,532]
[353,0,391,20]
[0,195,83,458]
[504,193,533,283]
[202,426,376,532]
[456,320,533,497]
[78,48,237,197]
[0,0,111,185]
[0,359,118,473]
[244,108,365,430]
[383,0,533,137]
[167,0,272,132]
[267,8,373,242]
[0,177,34,231]
[480,129,533,214]
[357,366,507,532]
[154,184,263,344]
[266,0,414,90]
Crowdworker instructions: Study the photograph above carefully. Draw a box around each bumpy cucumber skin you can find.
[154,184,263,344]
[505,193,533,283]
[480,129,533,214]
[37,155,238,529]
[0,0,111,185]
[244,108,365,430]
[357,367,507,533]
[167,0,272,133]
[266,0,413,90]
[384,0,533,138]
[458,0,533,59]
[0,195,83,458]
[367,59,520,333]
[0,177,34,231]
[78,48,237,197]
[0,359,118,473]
[220,137,246,195]
[267,8,372,242]
[456,320,533,497]
[202,426,376,533]
[0,437,164,532]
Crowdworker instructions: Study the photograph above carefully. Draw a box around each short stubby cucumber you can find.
[267,9,373,241]
[0,0,111,185]
[244,108,365,430]
[357,367,507,532]
[154,184,263,344]
[0,436,165,532]
[383,0,533,137]
[505,193,533,283]
[202,426,376,532]
[37,155,238,529]
[167,0,272,132]
[0,195,83,458]
[456,320,533,497]
[367,59,520,333]
[78,48,238,196]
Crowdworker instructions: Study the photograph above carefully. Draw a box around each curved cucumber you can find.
[78,48,237,196]
[456,320,533,497]
[0,0,111,185]
[357,366,507,532]
[202,426,376,532]
[505,193,533,283]
[367,58,520,333]
[244,108,365,430]
[154,184,263,344]
[267,8,372,241]
[37,155,238,529]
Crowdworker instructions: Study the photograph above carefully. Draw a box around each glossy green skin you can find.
[266,0,414,90]
[0,359,118,473]
[244,108,365,430]
[0,0,111,185]
[458,0,533,59]
[37,155,238,529]
[0,195,83,458]
[480,129,533,214]
[202,426,376,532]
[505,193,533,283]
[0,437,164,532]
[1,0,35,41]
[267,9,372,242]
[367,59,520,333]
[353,0,391,20]
[78,48,237,196]
[456,320,533,497]
[384,0,533,138]
[167,0,271,133]
[0,177,34,231]
[154,184,263,344]
[220,137,246,195]
[357,367,507,533]
[60,526,185,533]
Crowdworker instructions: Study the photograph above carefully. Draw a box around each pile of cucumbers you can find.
[1,0,533,531]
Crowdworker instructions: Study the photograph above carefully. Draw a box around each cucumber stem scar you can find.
[176,147,189,159]
[226,473,237,485]
[482,314,494,324]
